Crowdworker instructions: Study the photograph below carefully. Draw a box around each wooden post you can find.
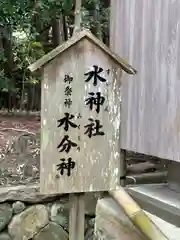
[69,193,85,240]
[69,2,85,238]
[120,149,126,187]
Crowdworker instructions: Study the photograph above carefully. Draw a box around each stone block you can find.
[95,197,146,240]
[8,205,48,240]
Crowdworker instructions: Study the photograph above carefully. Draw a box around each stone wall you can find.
[0,184,96,240]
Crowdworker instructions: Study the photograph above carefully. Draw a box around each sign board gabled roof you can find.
[28,29,137,75]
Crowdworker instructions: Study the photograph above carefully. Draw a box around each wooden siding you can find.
[110,0,180,162]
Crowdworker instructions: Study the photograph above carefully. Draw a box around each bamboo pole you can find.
[109,186,169,240]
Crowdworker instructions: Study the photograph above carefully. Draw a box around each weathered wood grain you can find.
[40,37,123,194]
[69,194,85,240]
[28,29,136,75]
[110,0,180,162]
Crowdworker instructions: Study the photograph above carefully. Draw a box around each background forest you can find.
[0,0,110,111]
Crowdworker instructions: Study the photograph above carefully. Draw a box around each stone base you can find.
[95,197,146,240]
[0,184,96,240]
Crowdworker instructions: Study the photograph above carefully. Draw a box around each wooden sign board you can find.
[28,30,136,194]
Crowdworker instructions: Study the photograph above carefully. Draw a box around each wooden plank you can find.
[110,0,180,162]
[40,38,122,194]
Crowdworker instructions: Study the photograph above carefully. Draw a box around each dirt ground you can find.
[0,113,40,186]
[0,114,40,152]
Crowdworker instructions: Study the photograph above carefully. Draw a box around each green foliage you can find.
[62,0,73,13]
[0,70,10,90]
[0,0,109,110]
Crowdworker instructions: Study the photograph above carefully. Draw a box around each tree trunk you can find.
[52,14,66,47]
[52,19,61,47]
[63,15,68,40]
[94,0,102,40]
[73,0,82,35]
[3,25,15,110]
[3,25,14,75]
[0,26,3,50]
[102,0,110,8]
[31,0,50,52]
[34,83,41,111]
